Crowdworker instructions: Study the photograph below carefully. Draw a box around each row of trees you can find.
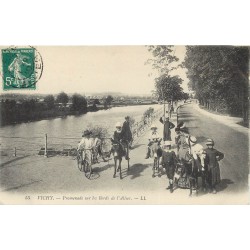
[1,92,114,126]
[44,92,113,111]
[184,46,249,122]
[147,46,188,103]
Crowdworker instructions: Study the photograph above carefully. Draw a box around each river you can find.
[0,104,162,155]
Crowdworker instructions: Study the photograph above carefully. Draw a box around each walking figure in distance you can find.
[159,115,175,141]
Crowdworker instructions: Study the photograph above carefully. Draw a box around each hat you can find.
[82,130,92,136]
[186,136,197,145]
[115,122,122,128]
[189,136,197,143]
[177,121,184,128]
[150,124,157,129]
[177,121,186,129]
[206,138,214,146]
[189,135,197,143]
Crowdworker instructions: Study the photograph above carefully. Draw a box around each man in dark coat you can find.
[121,116,132,143]
[121,116,133,153]
[159,116,175,141]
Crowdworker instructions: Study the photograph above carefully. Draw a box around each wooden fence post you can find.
[44,134,48,157]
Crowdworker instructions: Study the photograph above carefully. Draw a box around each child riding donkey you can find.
[145,124,162,159]
[111,122,128,159]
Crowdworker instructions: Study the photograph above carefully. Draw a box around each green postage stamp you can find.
[1,46,43,90]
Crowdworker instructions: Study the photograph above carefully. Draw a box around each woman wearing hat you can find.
[204,139,224,194]
[145,124,161,159]
[77,130,94,151]
[77,130,95,165]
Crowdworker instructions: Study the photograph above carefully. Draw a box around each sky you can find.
[0,46,188,95]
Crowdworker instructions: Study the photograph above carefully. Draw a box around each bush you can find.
[86,123,109,139]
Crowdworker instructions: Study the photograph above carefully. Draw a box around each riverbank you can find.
[1,103,248,205]
[0,102,157,127]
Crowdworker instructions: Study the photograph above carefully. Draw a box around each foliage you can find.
[146,46,180,74]
[128,116,135,128]
[105,95,113,107]
[44,95,55,109]
[86,123,109,139]
[147,45,187,102]
[143,107,154,119]
[184,46,249,121]
[56,92,69,105]
[71,94,87,112]
[155,74,184,101]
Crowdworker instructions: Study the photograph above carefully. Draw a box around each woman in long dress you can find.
[204,139,224,194]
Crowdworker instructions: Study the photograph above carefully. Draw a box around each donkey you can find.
[150,139,162,177]
[112,141,129,179]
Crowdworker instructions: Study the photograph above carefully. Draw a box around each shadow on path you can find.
[0,155,30,168]
[2,179,42,192]
[131,144,145,150]
[125,163,151,180]
[217,179,234,192]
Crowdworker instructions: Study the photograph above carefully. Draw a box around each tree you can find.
[184,46,249,123]
[44,95,55,109]
[146,46,180,74]
[106,95,113,107]
[155,74,184,102]
[71,94,87,112]
[147,46,185,116]
[56,92,69,106]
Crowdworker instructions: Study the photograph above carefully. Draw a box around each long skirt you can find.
[207,166,221,187]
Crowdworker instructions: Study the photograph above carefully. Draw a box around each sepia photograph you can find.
[0,45,249,205]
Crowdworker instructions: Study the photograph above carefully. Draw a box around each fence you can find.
[0,107,165,158]
[0,134,81,158]
[131,107,163,143]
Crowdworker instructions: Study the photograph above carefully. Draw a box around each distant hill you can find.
[0,91,153,100]
[0,93,47,100]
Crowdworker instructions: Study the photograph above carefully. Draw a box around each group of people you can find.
[77,111,225,196]
[77,116,133,162]
[146,115,224,195]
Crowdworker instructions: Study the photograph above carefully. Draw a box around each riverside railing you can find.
[131,107,163,143]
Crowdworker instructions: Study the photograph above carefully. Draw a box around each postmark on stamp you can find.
[1,46,43,90]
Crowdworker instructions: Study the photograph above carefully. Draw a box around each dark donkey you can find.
[112,140,130,179]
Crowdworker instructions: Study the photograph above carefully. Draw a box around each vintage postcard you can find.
[0,45,249,205]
